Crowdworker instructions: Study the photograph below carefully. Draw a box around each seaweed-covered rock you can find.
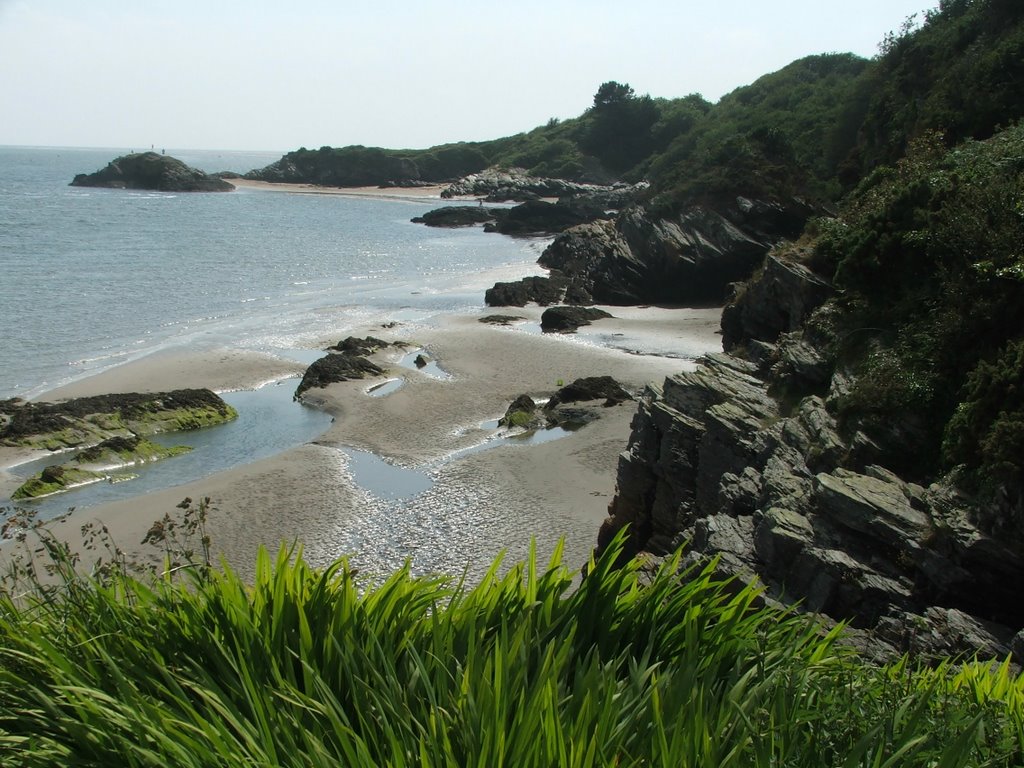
[0,390,237,451]
[478,314,525,325]
[12,435,191,499]
[70,153,234,192]
[498,395,542,429]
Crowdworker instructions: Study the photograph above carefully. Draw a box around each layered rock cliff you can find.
[599,250,1024,662]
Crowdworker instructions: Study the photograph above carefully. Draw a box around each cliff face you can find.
[537,197,815,306]
[599,254,1024,662]
[70,153,233,192]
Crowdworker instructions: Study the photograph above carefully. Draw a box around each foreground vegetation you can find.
[0,531,1021,766]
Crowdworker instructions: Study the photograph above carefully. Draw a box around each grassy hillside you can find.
[1,531,1021,766]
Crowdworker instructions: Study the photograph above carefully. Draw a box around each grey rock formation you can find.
[537,198,815,306]
[599,345,1024,661]
[441,168,645,205]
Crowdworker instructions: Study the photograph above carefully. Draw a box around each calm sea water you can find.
[0,146,546,400]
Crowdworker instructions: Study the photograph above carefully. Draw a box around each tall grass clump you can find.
[0,530,1021,766]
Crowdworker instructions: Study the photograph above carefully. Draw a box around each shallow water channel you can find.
[7,378,576,521]
[9,381,333,520]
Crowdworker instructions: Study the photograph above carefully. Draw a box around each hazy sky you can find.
[0,0,931,153]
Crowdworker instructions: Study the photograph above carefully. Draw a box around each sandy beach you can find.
[2,302,722,584]
[228,177,459,202]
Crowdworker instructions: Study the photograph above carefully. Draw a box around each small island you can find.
[70,152,234,192]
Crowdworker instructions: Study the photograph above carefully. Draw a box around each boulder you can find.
[498,395,542,429]
[485,275,568,307]
[540,306,612,333]
[294,353,384,398]
[327,336,392,355]
[546,376,632,408]
[411,206,501,228]
[70,153,234,192]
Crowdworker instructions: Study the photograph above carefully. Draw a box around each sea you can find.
[0,145,549,521]
[0,146,547,401]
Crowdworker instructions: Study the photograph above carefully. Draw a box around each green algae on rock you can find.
[0,389,237,453]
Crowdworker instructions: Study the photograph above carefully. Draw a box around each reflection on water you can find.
[341,449,432,500]
[399,350,451,380]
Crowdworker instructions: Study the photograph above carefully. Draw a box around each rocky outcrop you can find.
[441,168,645,205]
[413,199,608,236]
[537,198,816,306]
[326,336,395,355]
[499,377,634,432]
[593,243,1024,661]
[720,250,834,352]
[540,306,613,333]
[485,275,569,307]
[546,376,632,408]
[70,153,234,192]
[599,344,1024,660]
[478,314,525,325]
[412,206,502,228]
[294,352,385,398]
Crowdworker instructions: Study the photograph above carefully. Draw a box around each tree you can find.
[593,81,636,109]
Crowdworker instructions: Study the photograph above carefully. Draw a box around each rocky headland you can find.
[440,167,646,205]
[70,152,234,192]
[596,246,1024,662]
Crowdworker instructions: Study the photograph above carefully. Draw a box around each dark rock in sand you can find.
[327,336,393,355]
[70,152,234,192]
[414,354,429,368]
[478,314,525,325]
[499,395,542,429]
[547,376,633,408]
[485,275,568,307]
[540,306,612,333]
[295,353,384,398]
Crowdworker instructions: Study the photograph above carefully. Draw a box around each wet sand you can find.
[2,305,722,583]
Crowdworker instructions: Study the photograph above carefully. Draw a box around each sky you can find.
[0,0,933,153]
